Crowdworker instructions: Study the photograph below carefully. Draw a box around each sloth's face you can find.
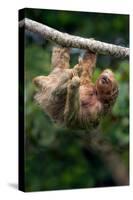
[96,69,119,103]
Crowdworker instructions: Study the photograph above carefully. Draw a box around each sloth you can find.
[33,47,119,130]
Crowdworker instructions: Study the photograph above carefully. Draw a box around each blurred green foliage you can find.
[24,8,129,191]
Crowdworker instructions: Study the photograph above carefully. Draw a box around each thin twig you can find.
[19,18,129,58]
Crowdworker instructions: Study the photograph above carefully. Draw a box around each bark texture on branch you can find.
[19,18,129,58]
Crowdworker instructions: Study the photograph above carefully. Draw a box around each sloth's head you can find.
[96,69,119,111]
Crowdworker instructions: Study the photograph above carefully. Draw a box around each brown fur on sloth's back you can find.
[33,47,118,129]
[34,72,65,122]
[33,48,73,123]
[33,48,99,125]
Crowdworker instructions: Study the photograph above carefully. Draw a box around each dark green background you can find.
[24,8,129,191]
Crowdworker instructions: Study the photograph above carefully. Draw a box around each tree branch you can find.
[19,18,129,58]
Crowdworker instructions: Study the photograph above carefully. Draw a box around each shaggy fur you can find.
[33,47,119,130]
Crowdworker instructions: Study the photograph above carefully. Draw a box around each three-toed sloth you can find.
[33,47,119,130]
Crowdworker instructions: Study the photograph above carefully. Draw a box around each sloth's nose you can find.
[101,75,109,84]
[102,75,108,80]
